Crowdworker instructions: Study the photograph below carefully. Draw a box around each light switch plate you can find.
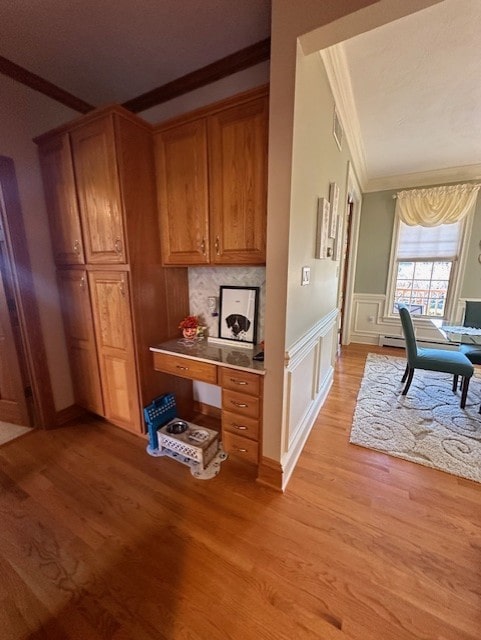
[301,266,310,286]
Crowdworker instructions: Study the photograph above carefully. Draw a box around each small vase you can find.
[182,327,197,340]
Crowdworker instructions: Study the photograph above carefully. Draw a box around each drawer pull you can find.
[235,447,248,453]
[230,378,248,385]
[231,401,248,408]
[176,365,189,371]
[233,424,247,430]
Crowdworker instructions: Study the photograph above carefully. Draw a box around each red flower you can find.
[178,315,199,330]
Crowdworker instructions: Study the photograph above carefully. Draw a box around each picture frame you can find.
[315,197,330,259]
[329,182,339,238]
[333,107,343,151]
[218,286,259,345]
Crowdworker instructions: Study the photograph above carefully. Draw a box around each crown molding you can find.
[320,45,368,190]
[364,164,481,192]
[0,56,94,114]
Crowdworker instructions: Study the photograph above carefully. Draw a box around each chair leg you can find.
[401,363,409,383]
[402,368,414,395]
[452,374,459,392]
[461,376,470,409]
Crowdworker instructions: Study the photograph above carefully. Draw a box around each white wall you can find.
[0,75,77,412]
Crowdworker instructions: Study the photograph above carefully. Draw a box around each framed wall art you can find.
[218,286,259,345]
[333,107,343,151]
[329,182,340,238]
[315,197,330,259]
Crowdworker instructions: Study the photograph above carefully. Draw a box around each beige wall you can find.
[0,74,77,412]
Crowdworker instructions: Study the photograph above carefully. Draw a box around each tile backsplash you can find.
[188,266,266,344]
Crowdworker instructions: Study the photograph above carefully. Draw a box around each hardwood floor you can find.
[1,343,480,639]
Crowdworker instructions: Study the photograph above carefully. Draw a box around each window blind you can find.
[397,221,461,260]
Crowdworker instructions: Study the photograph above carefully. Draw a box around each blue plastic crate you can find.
[143,393,177,451]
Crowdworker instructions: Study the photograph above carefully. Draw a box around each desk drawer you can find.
[220,368,261,396]
[223,431,259,464]
[222,388,259,419]
[152,352,217,384]
[222,410,259,441]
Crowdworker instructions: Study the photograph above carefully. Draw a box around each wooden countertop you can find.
[150,338,265,375]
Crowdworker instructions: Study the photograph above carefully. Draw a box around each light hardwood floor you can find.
[1,344,480,639]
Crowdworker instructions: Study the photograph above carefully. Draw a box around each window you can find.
[391,220,462,317]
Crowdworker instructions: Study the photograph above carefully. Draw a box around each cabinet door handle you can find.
[235,447,248,453]
[79,276,86,290]
[231,401,248,408]
[230,378,248,385]
[233,424,247,430]
[176,365,189,371]
[200,238,206,254]
[119,280,125,297]
[114,238,123,253]
[73,239,81,255]
[215,236,220,255]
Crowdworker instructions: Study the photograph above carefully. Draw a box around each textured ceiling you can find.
[0,0,271,106]
[342,0,481,180]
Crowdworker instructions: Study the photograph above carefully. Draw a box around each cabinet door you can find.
[38,134,85,265]
[71,117,126,264]
[89,271,141,433]
[155,120,210,265]
[208,96,268,265]
[57,270,104,415]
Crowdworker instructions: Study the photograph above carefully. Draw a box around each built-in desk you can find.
[150,339,265,465]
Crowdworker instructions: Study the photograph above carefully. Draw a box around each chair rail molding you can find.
[281,308,338,490]
[350,293,473,347]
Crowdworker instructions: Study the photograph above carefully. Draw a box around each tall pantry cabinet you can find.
[35,106,192,434]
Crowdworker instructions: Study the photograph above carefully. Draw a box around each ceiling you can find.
[331,0,481,189]
[0,0,271,106]
[1,0,479,189]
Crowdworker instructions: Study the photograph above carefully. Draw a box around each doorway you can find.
[0,156,56,428]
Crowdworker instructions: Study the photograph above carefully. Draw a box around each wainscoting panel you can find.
[349,294,476,347]
[281,309,338,489]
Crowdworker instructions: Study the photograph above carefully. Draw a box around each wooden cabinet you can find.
[38,134,85,265]
[57,269,103,415]
[156,120,209,265]
[89,271,140,429]
[36,106,192,435]
[155,86,268,266]
[70,118,126,265]
[220,368,262,465]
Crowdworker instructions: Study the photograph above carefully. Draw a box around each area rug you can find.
[350,353,481,483]
[0,421,32,446]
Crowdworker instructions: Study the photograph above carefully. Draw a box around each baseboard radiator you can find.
[379,335,457,351]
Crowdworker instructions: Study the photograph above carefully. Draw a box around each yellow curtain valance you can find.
[396,183,481,226]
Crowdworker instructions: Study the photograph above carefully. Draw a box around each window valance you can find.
[396,183,480,227]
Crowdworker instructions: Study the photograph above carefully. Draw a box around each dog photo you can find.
[219,286,259,344]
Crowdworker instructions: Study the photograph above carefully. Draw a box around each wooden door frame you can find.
[0,156,56,428]
[338,161,362,346]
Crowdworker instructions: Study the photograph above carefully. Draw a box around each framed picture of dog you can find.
[219,286,259,345]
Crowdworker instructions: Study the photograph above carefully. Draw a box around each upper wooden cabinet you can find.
[38,134,85,265]
[37,114,126,267]
[70,118,126,264]
[155,86,268,266]
[156,120,210,265]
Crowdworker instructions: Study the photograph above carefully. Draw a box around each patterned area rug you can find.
[350,353,481,483]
